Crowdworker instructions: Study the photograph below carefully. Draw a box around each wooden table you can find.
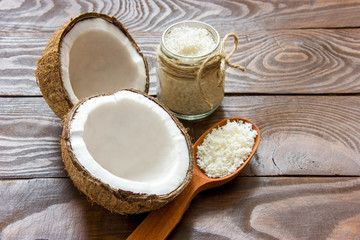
[1,1,360,239]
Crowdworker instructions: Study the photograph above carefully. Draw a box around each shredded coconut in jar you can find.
[157,22,244,120]
[164,26,216,57]
[196,120,258,178]
[157,23,223,117]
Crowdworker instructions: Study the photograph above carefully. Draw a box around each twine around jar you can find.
[157,33,245,109]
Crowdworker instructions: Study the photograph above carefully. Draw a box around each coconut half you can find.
[36,12,149,119]
[61,89,193,214]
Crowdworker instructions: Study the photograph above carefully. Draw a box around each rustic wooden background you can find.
[1,0,360,239]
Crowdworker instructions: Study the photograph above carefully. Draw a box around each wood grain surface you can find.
[1,0,360,239]
[2,28,360,96]
[1,177,359,239]
[185,96,360,176]
[1,95,359,179]
[0,97,65,179]
[170,177,360,240]
[1,0,360,33]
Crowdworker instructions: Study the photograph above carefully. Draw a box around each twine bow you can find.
[197,33,245,108]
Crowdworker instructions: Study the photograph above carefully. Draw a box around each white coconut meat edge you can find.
[69,91,190,195]
[60,18,147,105]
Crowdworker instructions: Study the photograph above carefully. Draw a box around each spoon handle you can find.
[126,176,203,240]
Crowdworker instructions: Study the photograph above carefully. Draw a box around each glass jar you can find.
[156,21,223,120]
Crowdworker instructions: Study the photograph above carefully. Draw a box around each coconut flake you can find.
[164,25,216,57]
[197,120,258,178]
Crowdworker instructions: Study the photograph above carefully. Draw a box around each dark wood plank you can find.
[170,177,360,240]
[2,28,360,96]
[0,33,44,96]
[183,96,360,176]
[0,97,66,178]
[1,177,359,239]
[229,28,360,94]
[0,178,145,239]
[1,95,359,179]
[1,0,360,33]
[137,28,360,95]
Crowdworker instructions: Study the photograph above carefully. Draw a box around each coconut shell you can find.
[61,89,194,214]
[35,12,150,119]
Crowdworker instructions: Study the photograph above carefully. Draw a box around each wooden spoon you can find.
[127,117,260,240]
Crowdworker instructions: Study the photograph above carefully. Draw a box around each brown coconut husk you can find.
[35,12,150,119]
[61,89,194,214]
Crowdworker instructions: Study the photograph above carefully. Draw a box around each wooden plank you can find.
[1,0,360,33]
[1,28,360,96]
[229,28,360,94]
[0,97,66,178]
[0,34,43,96]
[0,178,144,239]
[183,96,360,176]
[1,177,360,239]
[1,95,359,179]
[171,177,360,240]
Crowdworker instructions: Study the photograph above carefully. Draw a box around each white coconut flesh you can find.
[69,91,190,195]
[60,18,147,105]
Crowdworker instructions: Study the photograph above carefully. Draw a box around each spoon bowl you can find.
[193,117,260,190]
[127,117,260,240]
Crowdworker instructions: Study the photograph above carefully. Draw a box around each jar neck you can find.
[160,21,221,65]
